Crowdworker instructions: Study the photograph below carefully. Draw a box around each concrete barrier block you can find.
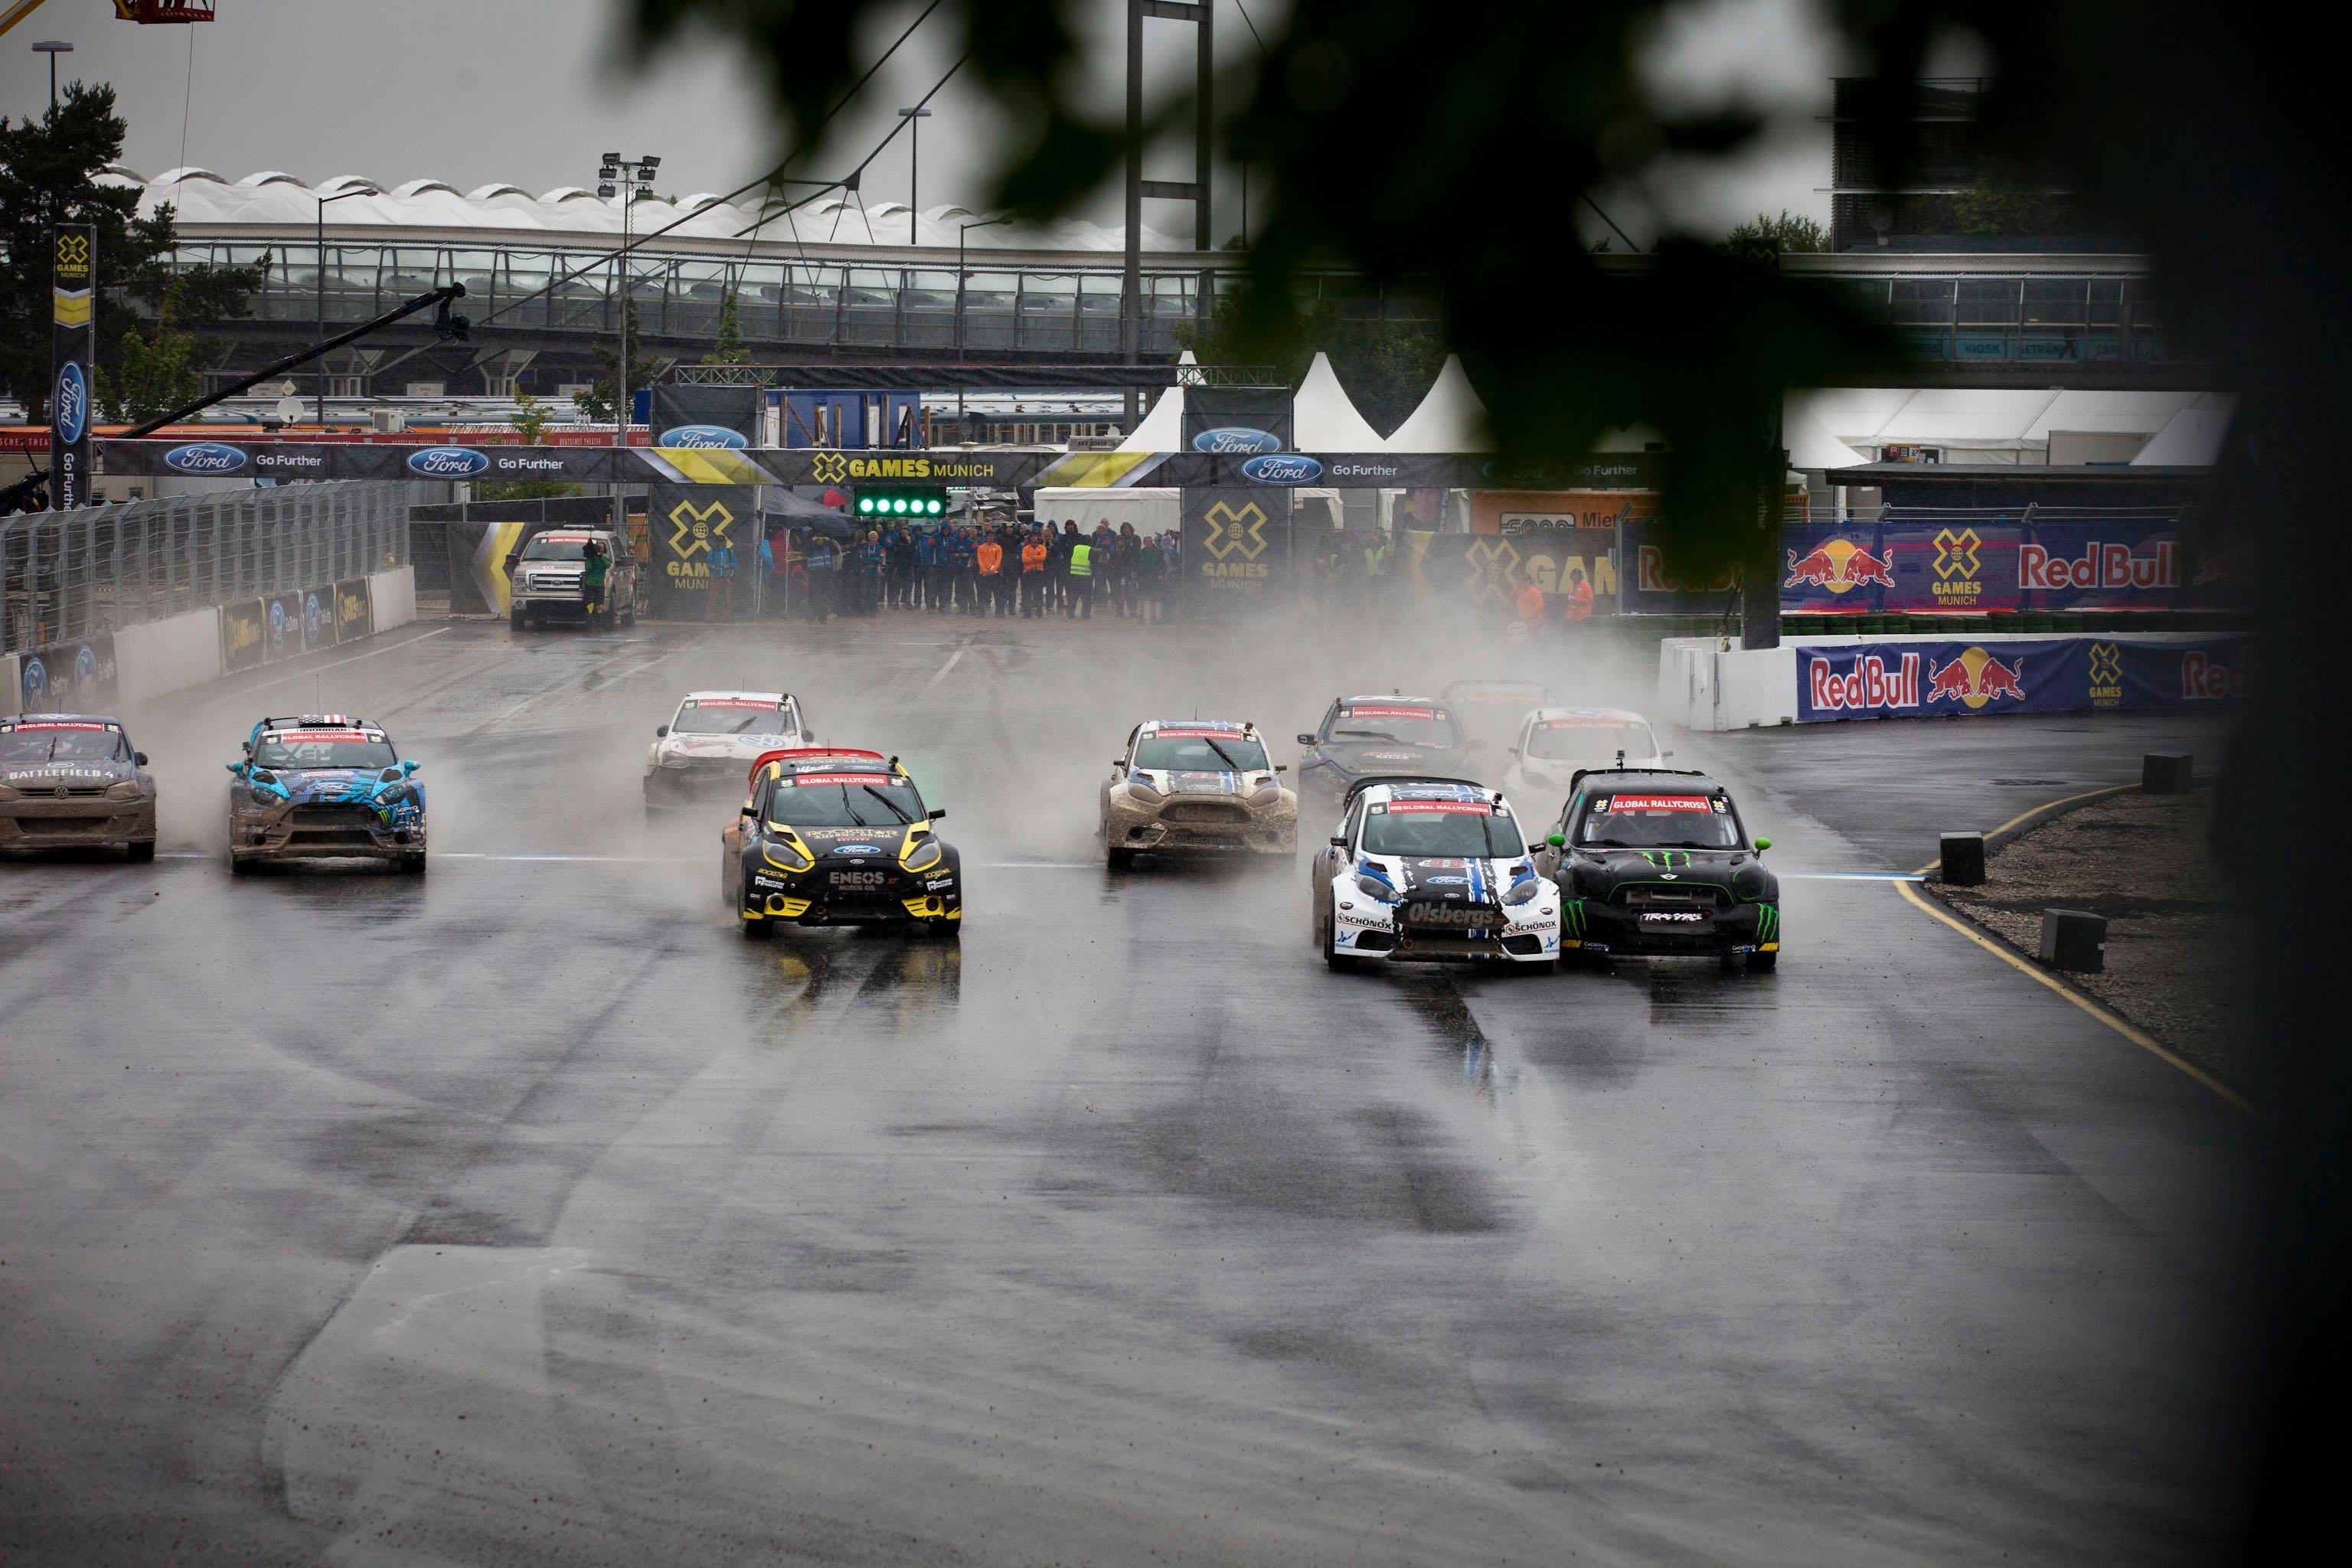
[2040,908,2105,972]
[2143,753,2194,794]
[1940,832,1987,886]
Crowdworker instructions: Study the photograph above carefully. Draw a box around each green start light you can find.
[851,484,952,522]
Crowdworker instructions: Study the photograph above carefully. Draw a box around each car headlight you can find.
[1354,873,1396,902]
[103,781,141,802]
[1126,773,1161,798]
[377,783,411,806]
[247,786,279,807]
[0,782,19,802]
[762,833,814,873]
[1502,874,1543,906]
[660,753,693,769]
[902,836,943,873]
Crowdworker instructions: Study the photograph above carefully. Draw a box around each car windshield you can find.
[1361,800,1525,858]
[675,700,792,736]
[2,724,126,763]
[1135,733,1268,772]
[251,731,400,771]
[520,537,592,561]
[766,774,926,828]
[1525,720,1658,763]
[1574,791,1743,849]
[1328,706,1459,748]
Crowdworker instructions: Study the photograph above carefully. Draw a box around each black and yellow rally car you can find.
[720,748,961,940]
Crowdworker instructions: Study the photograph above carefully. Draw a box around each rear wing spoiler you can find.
[1340,773,1494,808]
[746,746,890,787]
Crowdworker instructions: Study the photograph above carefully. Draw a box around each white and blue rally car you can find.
[1308,776,1561,969]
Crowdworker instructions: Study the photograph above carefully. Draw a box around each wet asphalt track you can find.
[0,615,2256,1566]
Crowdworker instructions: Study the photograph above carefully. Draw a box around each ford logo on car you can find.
[162,441,249,474]
[658,424,750,449]
[835,843,880,855]
[1238,453,1324,485]
[405,446,492,477]
[1191,426,1282,455]
[54,361,87,445]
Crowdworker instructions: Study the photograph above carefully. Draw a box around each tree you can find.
[474,393,582,501]
[701,290,753,365]
[0,80,262,420]
[94,275,201,423]
[571,299,666,423]
[1725,210,1830,253]
[1951,172,2063,237]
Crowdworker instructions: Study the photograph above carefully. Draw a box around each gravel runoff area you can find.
[1929,786,2249,1094]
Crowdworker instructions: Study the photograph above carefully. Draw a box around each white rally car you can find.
[645,690,809,814]
[1309,777,1560,969]
[1499,706,1668,808]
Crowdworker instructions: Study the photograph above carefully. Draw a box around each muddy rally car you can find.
[645,690,810,814]
[0,714,156,861]
[1310,777,1561,969]
[1529,767,1779,970]
[226,714,426,874]
[723,748,960,940]
[1099,719,1296,867]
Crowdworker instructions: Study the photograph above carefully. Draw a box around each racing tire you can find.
[622,596,639,627]
[1106,846,1135,871]
[924,920,962,941]
[740,916,773,942]
[511,606,528,633]
[1746,950,1779,972]
[399,854,427,877]
[1318,899,1358,972]
[126,840,155,864]
[228,852,253,876]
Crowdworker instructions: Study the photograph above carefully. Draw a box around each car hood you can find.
[663,732,799,761]
[1129,767,1281,795]
[1,760,129,789]
[1357,853,1538,903]
[1317,740,1465,777]
[791,826,905,861]
[1570,846,1757,888]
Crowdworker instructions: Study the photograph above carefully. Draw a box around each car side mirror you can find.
[739,802,756,818]
[1547,833,1565,848]
[1754,837,1771,852]
[1274,763,1289,773]
[226,762,245,777]
[402,760,420,776]
[1328,834,1347,848]
[134,751,148,766]
[1112,758,1127,769]
[928,808,947,821]
[1525,843,1544,856]
[656,724,668,737]
[1295,733,1316,746]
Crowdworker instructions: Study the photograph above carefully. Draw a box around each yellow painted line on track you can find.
[1892,854,2254,1117]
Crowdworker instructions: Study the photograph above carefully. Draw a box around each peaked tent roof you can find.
[1385,355,1493,452]
[1781,401,1870,469]
[1292,352,1385,450]
[2131,394,2236,465]
[1117,351,1193,452]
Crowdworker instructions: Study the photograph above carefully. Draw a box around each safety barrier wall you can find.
[1660,630,2249,731]
[12,566,416,714]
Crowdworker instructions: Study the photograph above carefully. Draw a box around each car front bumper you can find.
[230,802,425,861]
[1333,903,1560,965]
[1563,897,1780,959]
[0,795,155,848]
[741,864,962,927]
[1105,789,1297,855]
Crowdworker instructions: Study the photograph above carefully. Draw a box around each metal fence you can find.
[2,482,421,654]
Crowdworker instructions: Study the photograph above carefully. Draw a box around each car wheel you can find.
[622,597,639,626]
[741,916,773,942]
[127,840,155,863]
[511,606,527,632]
[1320,898,1357,971]
[399,854,427,877]
[229,852,253,876]
[1746,950,1779,972]
[1107,845,1135,870]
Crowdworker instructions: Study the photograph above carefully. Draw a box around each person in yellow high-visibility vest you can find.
[1067,535,1095,619]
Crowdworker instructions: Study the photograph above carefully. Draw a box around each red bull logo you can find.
[2192,544,2251,586]
[2181,648,2249,701]
[1925,646,2028,710]
[1785,537,1893,595]
[1806,652,1920,713]
[2017,540,2179,593]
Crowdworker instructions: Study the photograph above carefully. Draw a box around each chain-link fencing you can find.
[1,482,421,655]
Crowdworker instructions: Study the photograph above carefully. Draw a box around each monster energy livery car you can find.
[226,714,426,874]
[645,690,809,812]
[722,748,960,940]
[1295,695,1472,808]
[1099,719,1297,867]
[1530,767,1779,970]
[0,714,157,861]
[1311,777,1560,969]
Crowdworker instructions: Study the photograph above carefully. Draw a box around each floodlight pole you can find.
[600,153,660,536]
[956,216,1011,428]
[898,108,932,246]
[316,188,368,426]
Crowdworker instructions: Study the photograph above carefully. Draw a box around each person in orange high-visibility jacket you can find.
[1512,577,1545,643]
[975,533,1006,617]
[1020,532,1048,617]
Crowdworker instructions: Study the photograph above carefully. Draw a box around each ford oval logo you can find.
[162,441,249,475]
[1238,453,1324,485]
[405,446,492,477]
[54,361,88,446]
[1424,875,1468,886]
[658,424,750,449]
[835,843,880,855]
[1191,426,1282,455]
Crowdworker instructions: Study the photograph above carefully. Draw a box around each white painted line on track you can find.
[987,861,1099,869]
[1784,871,1926,882]
[436,852,701,863]
[238,626,454,692]
[920,646,967,691]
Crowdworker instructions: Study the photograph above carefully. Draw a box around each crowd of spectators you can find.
[771,516,1181,622]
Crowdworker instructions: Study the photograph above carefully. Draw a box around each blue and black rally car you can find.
[226,714,426,874]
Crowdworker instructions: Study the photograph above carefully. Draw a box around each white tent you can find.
[2132,395,2236,465]
[1385,355,1493,452]
[1292,352,1385,450]
[1118,350,1191,452]
[1781,400,1870,469]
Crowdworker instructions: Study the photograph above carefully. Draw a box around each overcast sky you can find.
[0,0,1841,243]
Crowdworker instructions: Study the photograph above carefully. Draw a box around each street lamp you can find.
[315,188,369,426]
[599,153,660,534]
[956,215,1011,428]
[897,107,931,246]
[30,40,70,118]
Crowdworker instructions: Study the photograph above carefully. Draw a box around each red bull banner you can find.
[1623,516,2246,616]
[1795,635,2251,723]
